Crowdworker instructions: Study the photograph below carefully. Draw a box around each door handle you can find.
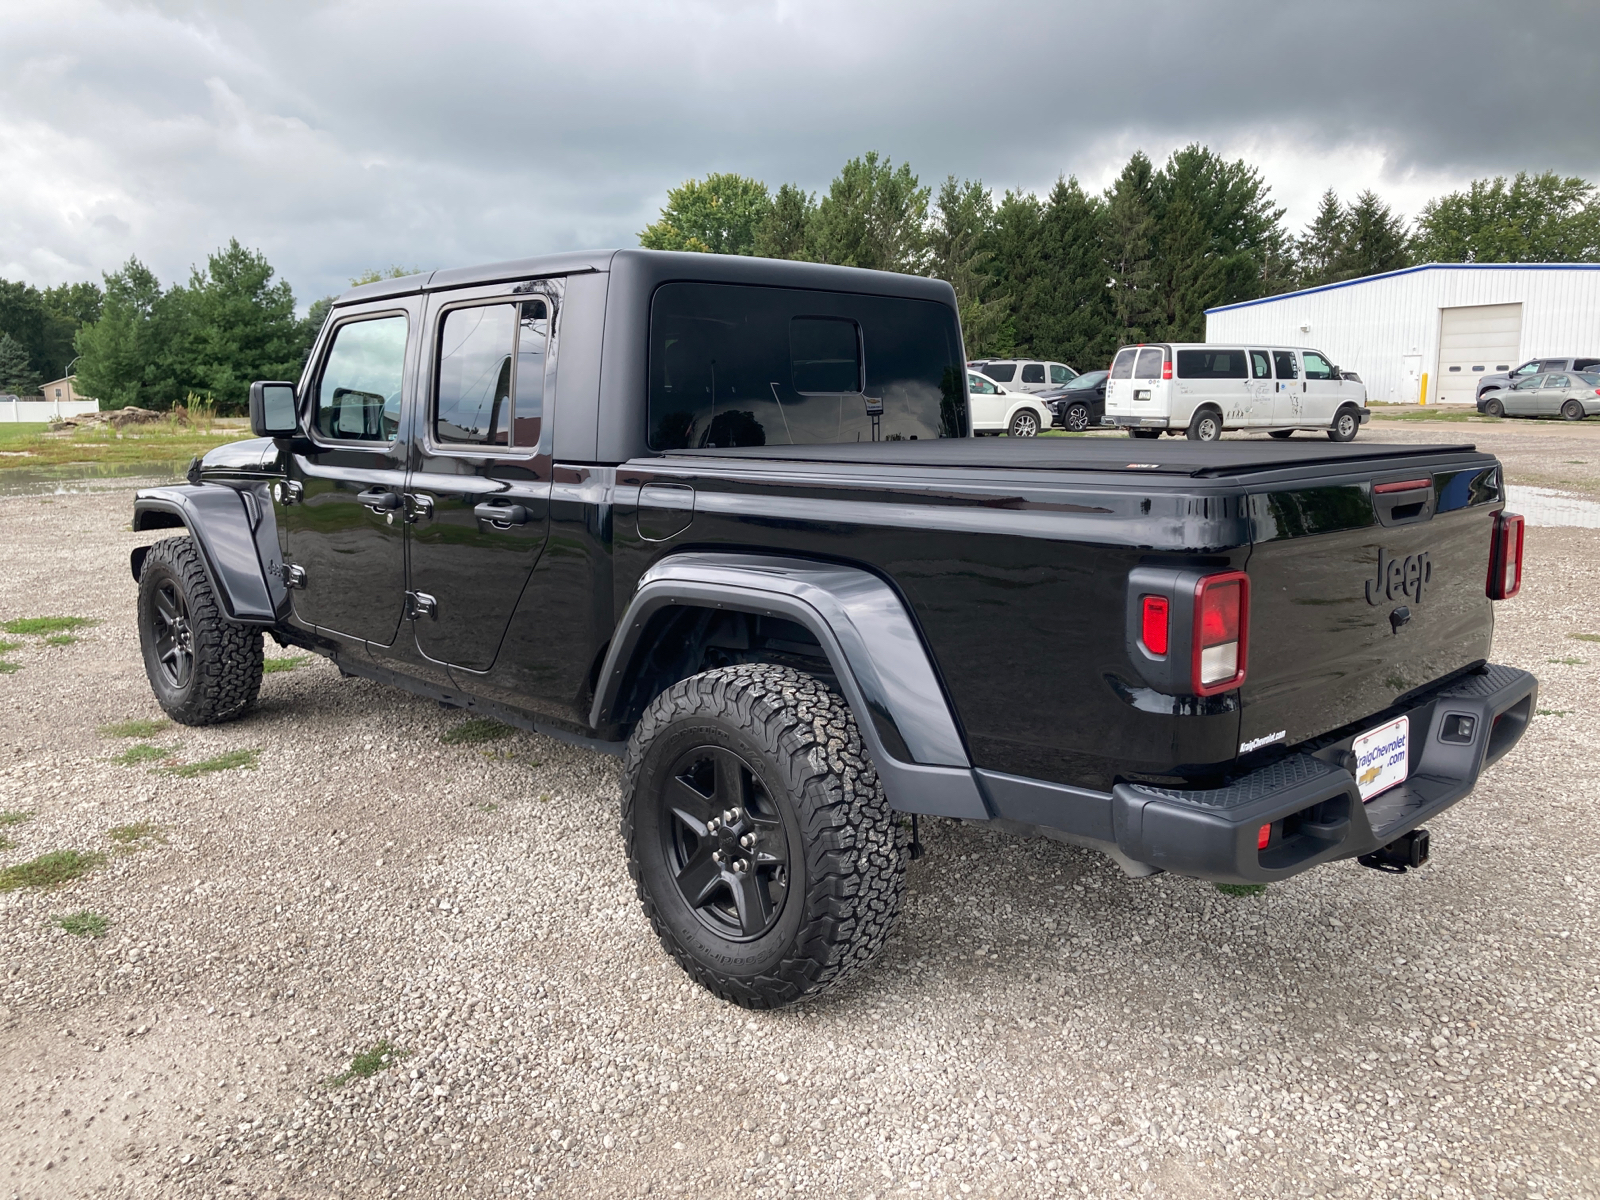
[474,502,528,528]
[359,487,402,514]
[405,493,434,523]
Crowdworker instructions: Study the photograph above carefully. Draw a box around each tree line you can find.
[641,149,1600,370]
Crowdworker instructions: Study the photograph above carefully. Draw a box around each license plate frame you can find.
[1352,714,1410,802]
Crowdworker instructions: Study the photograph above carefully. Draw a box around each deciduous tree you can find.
[1413,172,1600,263]
[639,173,773,255]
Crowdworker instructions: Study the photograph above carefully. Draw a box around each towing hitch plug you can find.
[1358,828,1430,874]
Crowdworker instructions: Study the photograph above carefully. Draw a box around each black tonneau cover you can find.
[665,438,1483,478]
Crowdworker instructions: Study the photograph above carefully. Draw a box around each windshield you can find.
[1067,371,1108,390]
[648,282,966,447]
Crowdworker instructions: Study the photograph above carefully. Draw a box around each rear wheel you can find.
[622,664,907,1008]
[1562,398,1585,421]
[1186,409,1223,442]
[1007,408,1041,437]
[137,536,263,725]
[1063,403,1091,432]
[1127,429,1159,439]
[1267,429,1294,440]
[1484,396,1505,418]
[1327,407,1360,442]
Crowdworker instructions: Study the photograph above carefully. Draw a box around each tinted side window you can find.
[437,305,515,445]
[1272,351,1299,380]
[1302,351,1334,380]
[983,363,1016,382]
[1545,375,1570,389]
[648,283,965,448]
[315,315,408,442]
[1250,351,1271,379]
[1540,359,1567,371]
[1109,349,1136,380]
[1134,348,1164,379]
[514,299,549,447]
[1176,349,1247,379]
[1021,363,1045,383]
[1049,365,1073,385]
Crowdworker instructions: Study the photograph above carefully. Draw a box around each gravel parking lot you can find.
[3,422,1598,1200]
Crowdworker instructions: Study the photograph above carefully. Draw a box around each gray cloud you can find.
[3,0,1596,304]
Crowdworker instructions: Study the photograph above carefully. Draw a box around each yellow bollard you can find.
[1419,371,1428,406]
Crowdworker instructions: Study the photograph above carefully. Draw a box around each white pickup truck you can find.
[1105,343,1370,442]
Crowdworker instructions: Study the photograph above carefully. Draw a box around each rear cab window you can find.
[647,283,966,447]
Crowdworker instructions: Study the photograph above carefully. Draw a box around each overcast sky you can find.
[4,0,1597,308]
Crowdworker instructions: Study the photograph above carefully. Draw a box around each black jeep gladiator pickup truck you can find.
[129,249,1537,1008]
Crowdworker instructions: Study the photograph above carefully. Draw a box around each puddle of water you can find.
[0,460,191,499]
[1504,485,1600,529]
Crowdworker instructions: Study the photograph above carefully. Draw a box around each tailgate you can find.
[1239,465,1501,750]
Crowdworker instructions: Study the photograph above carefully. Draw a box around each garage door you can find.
[1436,303,1522,405]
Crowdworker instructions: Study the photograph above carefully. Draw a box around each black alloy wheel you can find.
[1063,403,1091,432]
[659,744,791,940]
[151,578,194,690]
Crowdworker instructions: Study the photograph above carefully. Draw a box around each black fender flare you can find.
[590,552,988,819]
[131,484,284,624]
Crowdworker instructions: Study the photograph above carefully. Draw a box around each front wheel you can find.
[1186,409,1223,441]
[622,664,907,1008]
[1562,399,1585,421]
[137,536,263,725]
[1063,403,1091,432]
[1327,408,1360,442]
[1007,408,1041,437]
[1484,396,1505,418]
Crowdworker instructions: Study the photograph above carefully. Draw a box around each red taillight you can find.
[1141,595,1169,655]
[1374,478,1430,494]
[1487,511,1524,600]
[1257,823,1272,851]
[1192,571,1249,695]
[1161,359,1173,381]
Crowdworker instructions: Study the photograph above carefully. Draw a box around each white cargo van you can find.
[1103,343,1370,441]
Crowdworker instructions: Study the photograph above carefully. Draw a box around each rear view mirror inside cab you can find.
[249,381,299,437]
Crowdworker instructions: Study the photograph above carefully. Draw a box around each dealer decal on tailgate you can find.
[1352,715,1409,802]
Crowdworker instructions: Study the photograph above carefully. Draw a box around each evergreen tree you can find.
[984,189,1042,358]
[184,239,304,412]
[807,152,930,273]
[1412,172,1600,263]
[1296,189,1348,289]
[639,173,773,255]
[0,333,40,395]
[1104,152,1159,344]
[1339,190,1410,279]
[1030,176,1114,370]
[753,183,816,260]
[927,177,1010,356]
[73,257,169,410]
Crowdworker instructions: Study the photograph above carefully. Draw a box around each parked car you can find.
[1103,343,1370,442]
[971,359,1077,393]
[968,370,1052,436]
[1480,371,1600,420]
[128,248,1535,1009]
[1038,369,1109,431]
[1477,357,1600,406]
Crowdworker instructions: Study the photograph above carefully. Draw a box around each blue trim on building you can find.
[1206,262,1600,315]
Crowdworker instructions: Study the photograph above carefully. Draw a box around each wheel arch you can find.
[591,552,987,819]
[132,484,284,624]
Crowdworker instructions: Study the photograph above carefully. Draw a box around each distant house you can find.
[2,376,100,422]
[40,376,96,408]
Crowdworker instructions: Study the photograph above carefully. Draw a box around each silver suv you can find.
[972,359,1077,394]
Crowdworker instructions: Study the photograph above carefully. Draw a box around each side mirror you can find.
[1331,365,1342,380]
[250,381,299,438]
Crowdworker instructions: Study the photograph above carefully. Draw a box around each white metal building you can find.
[1204,264,1600,405]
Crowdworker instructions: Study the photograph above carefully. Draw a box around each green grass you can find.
[263,656,308,674]
[0,811,34,827]
[441,718,513,745]
[1571,633,1600,643]
[1,616,98,636]
[1214,883,1268,898]
[112,744,171,766]
[159,748,259,777]
[327,1040,410,1087]
[0,849,106,892]
[1548,656,1587,666]
[1537,709,1573,718]
[0,418,252,471]
[0,660,22,674]
[0,836,12,851]
[99,718,171,738]
[44,633,79,646]
[1370,409,1487,423]
[107,821,165,848]
[0,640,20,655]
[54,910,109,938]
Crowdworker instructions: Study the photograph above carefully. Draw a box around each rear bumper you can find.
[1109,414,1170,429]
[1108,663,1536,884]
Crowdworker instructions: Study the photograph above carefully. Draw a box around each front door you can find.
[1301,350,1342,422]
[1502,375,1542,416]
[404,285,556,673]
[968,372,1004,430]
[280,305,416,645]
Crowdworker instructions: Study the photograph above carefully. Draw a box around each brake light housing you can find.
[1126,565,1251,696]
[1486,511,1524,600]
[1161,358,1173,381]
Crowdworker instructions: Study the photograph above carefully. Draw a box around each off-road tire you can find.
[1562,399,1585,421]
[1268,429,1294,439]
[137,536,263,725]
[622,664,907,1008]
[1484,396,1505,418]
[1186,408,1223,441]
[1327,407,1360,442]
[1007,408,1041,437]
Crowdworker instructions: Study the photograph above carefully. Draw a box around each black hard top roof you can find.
[664,437,1489,478]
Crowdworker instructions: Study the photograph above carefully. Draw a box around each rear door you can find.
[280,302,417,645]
[404,283,556,672]
[1104,347,1137,418]
[1270,349,1302,424]
[1537,373,1571,416]
[1018,362,1047,392]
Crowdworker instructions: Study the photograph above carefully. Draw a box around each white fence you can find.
[1,397,101,422]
